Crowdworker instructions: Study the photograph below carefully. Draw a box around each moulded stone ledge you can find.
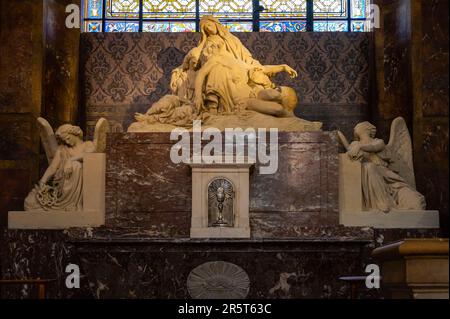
[190,227,251,238]
[8,210,104,229]
[340,210,440,229]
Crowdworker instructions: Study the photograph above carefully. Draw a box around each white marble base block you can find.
[189,161,253,238]
[8,153,106,229]
[338,154,439,229]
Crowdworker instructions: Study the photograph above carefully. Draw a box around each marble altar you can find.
[1,17,443,300]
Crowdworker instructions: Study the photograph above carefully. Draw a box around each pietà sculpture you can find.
[128,15,321,132]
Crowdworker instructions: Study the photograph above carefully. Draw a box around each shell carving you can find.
[187,261,250,299]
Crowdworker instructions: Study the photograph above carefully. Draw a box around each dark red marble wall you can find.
[411,0,449,236]
[0,0,81,228]
[0,0,43,227]
[373,0,449,236]
[373,0,413,137]
[43,0,81,127]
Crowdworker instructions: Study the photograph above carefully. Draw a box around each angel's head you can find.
[55,124,83,146]
[354,121,376,140]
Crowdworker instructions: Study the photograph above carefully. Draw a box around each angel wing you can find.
[386,117,416,189]
[336,130,350,151]
[93,118,110,153]
[37,117,58,164]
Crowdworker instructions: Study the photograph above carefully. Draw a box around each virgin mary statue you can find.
[198,15,262,67]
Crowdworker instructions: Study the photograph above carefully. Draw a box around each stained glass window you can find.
[351,0,368,18]
[260,0,307,19]
[222,21,253,32]
[82,0,372,32]
[199,1,253,19]
[106,0,140,18]
[312,0,369,32]
[260,21,307,32]
[142,21,196,32]
[314,0,348,18]
[142,0,196,19]
[314,21,348,32]
[105,21,140,32]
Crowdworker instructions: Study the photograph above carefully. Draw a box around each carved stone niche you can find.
[189,161,253,238]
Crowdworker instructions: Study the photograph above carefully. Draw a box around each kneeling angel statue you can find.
[24,117,109,211]
[337,117,426,213]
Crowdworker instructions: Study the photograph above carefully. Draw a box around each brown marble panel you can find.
[374,0,448,237]
[0,169,31,227]
[373,0,413,138]
[2,226,442,299]
[414,120,449,236]
[0,230,86,299]
[250,143,322,212]
[0,0,36,114]
[43,0,81,126]
[105,132,339,237]
[66,237,372,299]
[0,115,37,160]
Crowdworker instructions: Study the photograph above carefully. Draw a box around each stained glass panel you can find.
[223,22,253,32]
[85,20,102,32]
[105,20,140,32]
[314,0,348,18]
[351,0,368,19]
[142,21,196,32]
[260,0,307,18]
[260,21,307,32]
[106,0,140,18]
[351,20,367,32]
[85,0,103,19]
[314,20,348,31]
[199,0,253,19]
[83,0,372,33]
[143,0,196,19]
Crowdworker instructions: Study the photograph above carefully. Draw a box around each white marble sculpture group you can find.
[9,17,438,231]
[128,15,322,132]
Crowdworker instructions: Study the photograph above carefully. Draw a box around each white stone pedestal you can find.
[8,153,106,229]
[338,154,439,228]
[189,161,253,238]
